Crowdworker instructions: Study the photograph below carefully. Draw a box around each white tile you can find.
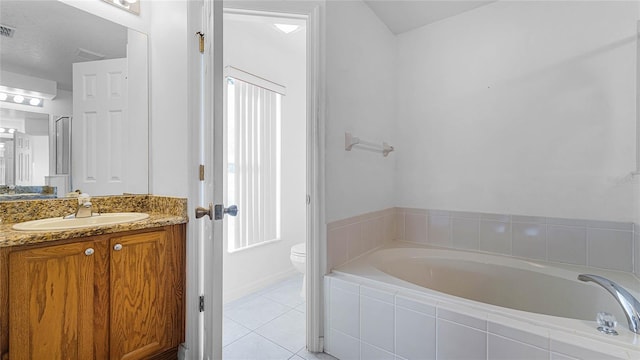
[480,213,511,222]
[450,211,480,219]
[330,286,360,338]
[551,353,579,360]
[428,215,451,247]
[296,349,339,360]
[223,316,251,347]
[295,302,306,314]
[586,220,632,231]
[255,310,306,353]
[331,276,360,294]
[479,220,511,255]
[635,232,640,276]
[327,329,360,360]
[587,229,633,271]
[452,218,479,250]
[550,338,626,360]
[361,342,395,360]
[360,285,395,303]
[263,277,306,308]
[225,295,293,330]
[361,294,395,353]
[437,319,487,360]
[405,213,427,243]
[395,307,436,360]
[512,215,546,224]
[396,294,436,316]
[438,308,486,331]
[547,225,586,265]
[487,321,548,349]
[488,334,547,360]
[546,217,587,227]
[222,332,294,360]
[428,209,450,216]
[512,223,546,260]
[289,356,305,360]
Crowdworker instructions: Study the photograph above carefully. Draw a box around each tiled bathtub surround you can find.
[396,208,636,274]
[328,207,638,275]
[324,275,639,360]
[327,208,396,269]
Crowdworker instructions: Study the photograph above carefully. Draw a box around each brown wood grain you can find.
[0,248,9,360]
[93,238,110,360]
[9,241,95,360]
[2,225,186,360]
[110,230,173,360]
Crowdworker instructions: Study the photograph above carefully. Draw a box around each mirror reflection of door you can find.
[13,131,32,185]
[55,116,71,175]
[0,110,50,186]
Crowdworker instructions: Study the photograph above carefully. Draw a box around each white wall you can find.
[396,1,638,222]
[222,16,307,301]
[32,135,49,185]
[325,0,397,222]
[147,1,190,197]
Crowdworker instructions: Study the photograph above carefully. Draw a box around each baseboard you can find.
[223,268,299,304]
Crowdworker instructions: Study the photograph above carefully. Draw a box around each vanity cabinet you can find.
[1,225,186,360]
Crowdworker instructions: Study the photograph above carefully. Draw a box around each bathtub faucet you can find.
[578,274,640,334]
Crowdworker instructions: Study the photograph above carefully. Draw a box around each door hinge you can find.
[199,295,205,312]
[196,31,205,53]
[199,164,205,181]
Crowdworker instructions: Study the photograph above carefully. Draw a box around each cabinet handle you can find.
[84,248,94,256]
[113,243,123,251]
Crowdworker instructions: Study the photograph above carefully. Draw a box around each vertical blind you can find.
[226,75,282,252]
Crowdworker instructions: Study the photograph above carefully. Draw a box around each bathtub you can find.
[325,243,640,360]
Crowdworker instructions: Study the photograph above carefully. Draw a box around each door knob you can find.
[195,203,213,220]
[214,204,238,220]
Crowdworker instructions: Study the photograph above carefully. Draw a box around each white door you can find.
[13,131,32,185]
[199,2,322,359]
[72,58,127,195]
[202,0,225,359]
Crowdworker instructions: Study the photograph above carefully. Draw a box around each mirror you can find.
[0,0,149,198]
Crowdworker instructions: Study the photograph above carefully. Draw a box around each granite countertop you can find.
[0,195,188,248]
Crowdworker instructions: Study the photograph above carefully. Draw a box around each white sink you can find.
[12,212,150,231]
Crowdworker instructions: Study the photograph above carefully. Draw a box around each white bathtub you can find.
[325,243,640,360]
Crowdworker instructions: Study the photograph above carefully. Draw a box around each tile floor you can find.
[223,274,338,360]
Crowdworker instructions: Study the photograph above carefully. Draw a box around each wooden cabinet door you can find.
[9,241,96,360]
[109,230,178,360]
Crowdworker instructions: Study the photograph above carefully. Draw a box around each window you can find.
[225,69,284,252]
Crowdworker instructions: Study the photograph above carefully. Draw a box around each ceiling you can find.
[363,0,498,35]
[0,1,127,91]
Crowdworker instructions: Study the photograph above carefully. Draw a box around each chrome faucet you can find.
[578,274,640,334]
[73,193,93,218]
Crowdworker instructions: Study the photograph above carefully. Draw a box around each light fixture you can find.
[0,128,5,133]
[274,24,300,34]
[0,92,44,107]
[8,129,15,134]
[101,0,140,15]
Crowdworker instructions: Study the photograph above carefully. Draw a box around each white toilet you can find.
[290,242,306,298]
